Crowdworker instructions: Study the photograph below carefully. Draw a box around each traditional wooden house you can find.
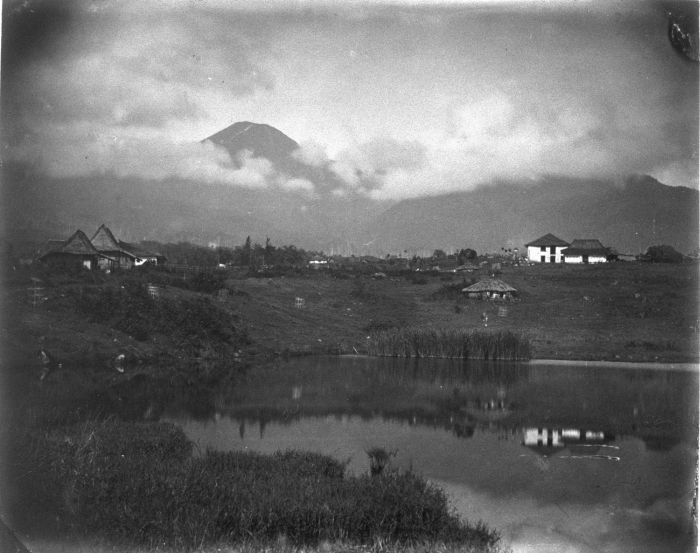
[90,225,138,269]
[525,233,569,263]
[462,278,517,300]
[117,240,165,266]
[562,239,611,264]
[38,230,114,271]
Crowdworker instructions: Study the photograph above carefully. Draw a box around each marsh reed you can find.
[366,328,530,360]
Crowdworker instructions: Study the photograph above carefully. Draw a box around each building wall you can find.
[527,245,566,263]
[564,254,608,264]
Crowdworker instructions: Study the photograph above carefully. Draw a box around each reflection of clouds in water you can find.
[435,479,694,553]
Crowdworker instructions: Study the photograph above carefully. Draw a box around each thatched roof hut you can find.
[39,230,114,270]
[462,278,517,299]
[91,224,138,269]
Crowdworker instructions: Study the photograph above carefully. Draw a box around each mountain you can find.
[363,175,699,255]
[3,121,698,257]
[204,121,299,167]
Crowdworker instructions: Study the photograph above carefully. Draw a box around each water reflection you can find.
[142,356,697,552]
[148,356,697,454]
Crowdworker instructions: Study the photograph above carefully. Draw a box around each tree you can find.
[457,248,477,264]
[242,236,252,266]
[643,244,684,263]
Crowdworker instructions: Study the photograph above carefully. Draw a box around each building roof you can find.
[462,278,517,293]
[46,230,101,256]
[118,240,160,258]
[569,239,606,250]
[563,239,610,257]
[524,233,569,247]
[91,225,137,258]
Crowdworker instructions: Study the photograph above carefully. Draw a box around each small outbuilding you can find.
[462,278,518,300]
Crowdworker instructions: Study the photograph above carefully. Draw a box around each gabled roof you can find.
[462,278,517,293]
[40,230,102,258]
[118,240,159,258]
[91,224,121,250]
[525,233,569,247]
[568,239,605,250]
[563,239,610,257]
[91,225,137,258]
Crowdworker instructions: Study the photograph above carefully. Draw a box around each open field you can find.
[3,262,698,378]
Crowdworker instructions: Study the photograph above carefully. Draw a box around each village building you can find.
[462,278,518,300]
[524,233,570,263]
[562,239,611,264]
[117,240,165,266]
[38,230,115,271]
[308,256,329,269]
[91,225,139,269]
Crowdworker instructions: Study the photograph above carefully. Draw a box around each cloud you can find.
[292,141,332,167]
[3,2,274,149]
[2,1,696,200]
[278,177,316,194]
[9,124,277,188]
[330,138,427,190]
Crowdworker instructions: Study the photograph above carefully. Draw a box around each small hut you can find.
[462,278,517,300]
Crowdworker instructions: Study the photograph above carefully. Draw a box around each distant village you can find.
[33,225,689,274]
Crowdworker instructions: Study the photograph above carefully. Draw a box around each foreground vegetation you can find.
[367,328,530,360]
[6,420,500,552]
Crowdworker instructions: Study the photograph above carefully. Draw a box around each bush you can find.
[8,421,499,549]
[74,284,247,357]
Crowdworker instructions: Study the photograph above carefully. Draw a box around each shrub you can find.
[73,284,247,359]
[8,421,500,549]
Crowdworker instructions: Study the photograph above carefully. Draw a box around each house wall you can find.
[523,428,563,447]
[564,255,584,264]
[42,253,97,271]
[527,245,566,263]
[564,254,608,264]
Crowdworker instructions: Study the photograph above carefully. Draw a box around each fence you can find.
[27,287,45,308]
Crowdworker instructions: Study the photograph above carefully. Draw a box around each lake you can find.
[162,356,699,553]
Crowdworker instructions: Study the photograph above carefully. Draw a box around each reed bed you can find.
[367,328,530,360]
[7,421,500,551]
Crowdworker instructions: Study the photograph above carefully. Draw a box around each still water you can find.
[163,356,699,553]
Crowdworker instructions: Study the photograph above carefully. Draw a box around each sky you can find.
[2,0,698,200]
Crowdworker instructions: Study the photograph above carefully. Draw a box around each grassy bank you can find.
[367,328,530,360]
[5,420,500,552]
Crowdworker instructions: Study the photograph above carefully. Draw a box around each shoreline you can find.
[336,353,699,371]
[529,358,700,371]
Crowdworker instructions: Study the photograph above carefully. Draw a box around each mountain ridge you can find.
[3,122,698,256]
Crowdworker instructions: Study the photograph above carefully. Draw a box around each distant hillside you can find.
[3,120,698,257]
[364,175,699,255]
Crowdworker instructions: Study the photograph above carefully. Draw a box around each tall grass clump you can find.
[6,421,500,551]
[367,327,530,360]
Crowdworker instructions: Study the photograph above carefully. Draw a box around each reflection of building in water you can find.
[522,427,616,458]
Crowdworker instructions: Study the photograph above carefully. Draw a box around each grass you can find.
[367,328,531,360]
[5,420,500,552]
